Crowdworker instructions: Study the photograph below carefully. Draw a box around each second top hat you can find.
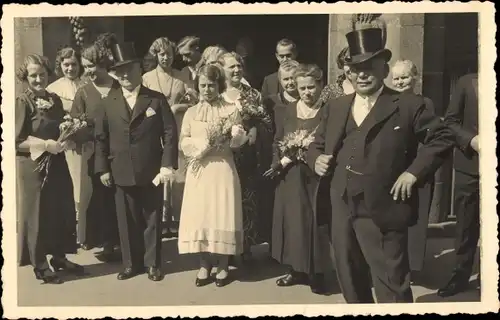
[109,42,140,69]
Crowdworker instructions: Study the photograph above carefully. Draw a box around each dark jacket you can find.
[261,71,283,100]
[94,85,179,187]
[443,73,479,175]
[306,86,454,231]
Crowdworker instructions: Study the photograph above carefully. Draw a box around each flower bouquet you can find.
[178,88,200,105]
[278,127,318,164]
[237,89,271,129]
[33,114,89,187]
[185,114,246,176]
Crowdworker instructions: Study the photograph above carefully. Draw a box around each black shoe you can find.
[215,276,230,287]
[309,273,327,295]
[276,272,309,287]
[195,277,213,287]
[50,258,84,275]
[34,267,63,284]
[117,267,144,280]
[437,274,470,297]
[147,267,163,281]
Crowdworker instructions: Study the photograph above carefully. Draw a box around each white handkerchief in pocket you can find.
[146,107,156,118]
[393,126,401,131]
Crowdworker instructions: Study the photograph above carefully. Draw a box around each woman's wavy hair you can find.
[16,54,53,83]
[293,63,324,85]
[81,32,118,70]
[149,37,177,60]
[336,47,351,87]
[196,45,227,71]
[194,64,227,94]
[54,46,83,78]
[218,51,245,70]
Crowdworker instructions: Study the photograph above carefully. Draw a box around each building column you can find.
[14,18,44,97]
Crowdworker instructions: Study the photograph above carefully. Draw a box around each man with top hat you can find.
[94,40,179,281]
[307,14,453,303]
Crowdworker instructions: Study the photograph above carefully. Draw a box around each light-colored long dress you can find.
[143,66,187,222]
[47,77,90,224]
[177,99,244,255]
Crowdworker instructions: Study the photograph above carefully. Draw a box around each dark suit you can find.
[94,85,178,269]
[261,72,283,100]
[443,73,479,279]
[307,87,453,303]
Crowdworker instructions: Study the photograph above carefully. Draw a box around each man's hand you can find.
[100,172,113,187]
[314,154,333,176]
[390,172,417,201]
[470,135,479,153]
[157,167,174,184]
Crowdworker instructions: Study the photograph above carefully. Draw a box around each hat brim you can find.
[109,59,141,70]
[345,48,392,66]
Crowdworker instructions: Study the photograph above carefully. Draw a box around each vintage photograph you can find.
[2,2,498,318]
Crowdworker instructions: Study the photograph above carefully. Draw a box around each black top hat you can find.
[109,42,140,69]
[344,28,392,65]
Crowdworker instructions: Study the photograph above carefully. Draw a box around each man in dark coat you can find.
[261,38,298,100]
[95,41,179,281]
[306,16,454,303]
[438,73,480,297]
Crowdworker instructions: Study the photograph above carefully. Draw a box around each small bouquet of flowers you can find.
[237,89,271,129]
[278,127,318,164]
[33,114,89,187]
[185,114,246,176]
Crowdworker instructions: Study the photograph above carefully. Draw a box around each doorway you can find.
[124,14,329,89]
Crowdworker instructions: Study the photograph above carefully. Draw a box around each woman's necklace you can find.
[155,68,174,99]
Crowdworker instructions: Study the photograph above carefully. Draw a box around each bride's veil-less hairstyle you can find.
[195,64,227,94]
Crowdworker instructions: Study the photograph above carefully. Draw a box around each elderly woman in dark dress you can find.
[16,54,84,284]
[264,64,329,295]
[261,59,300,255]
[69,33,121,260]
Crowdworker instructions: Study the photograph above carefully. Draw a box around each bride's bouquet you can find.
[185,115,247,176]
[278,127,318,164]
[32,114,90,187]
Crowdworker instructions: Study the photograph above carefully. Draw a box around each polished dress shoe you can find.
[195,277,213,287]
[50,258,84,275]
[309,274,327,295]
[215,276,230,287]
[34,268,63,284]
[147,267,163,281]
[437,274,470,297]
[276,272,309,287]
[117,267,144,280]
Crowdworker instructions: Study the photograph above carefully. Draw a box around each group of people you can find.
[16,13,480,303]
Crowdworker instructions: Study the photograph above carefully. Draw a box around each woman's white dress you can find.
[47,77,91,224]
[178,99,244,255]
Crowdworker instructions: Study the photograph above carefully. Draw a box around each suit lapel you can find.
[131,86,153,124]
[108,86,131,123]
[360,87,400,133]
[326,93,355,155]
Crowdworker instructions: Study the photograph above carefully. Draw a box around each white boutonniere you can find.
[35,97,54,111]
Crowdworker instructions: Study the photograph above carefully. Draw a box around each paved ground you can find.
[17,234,480,306]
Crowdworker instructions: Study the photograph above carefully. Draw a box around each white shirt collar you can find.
[122,84,141,98]
[355,85,384,107]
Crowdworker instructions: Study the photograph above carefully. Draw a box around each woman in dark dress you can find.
[70,33,120,260]
[220,52,271,263]
[16,54,84,284]
[264,64,328,295]
[261,59,300,255]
